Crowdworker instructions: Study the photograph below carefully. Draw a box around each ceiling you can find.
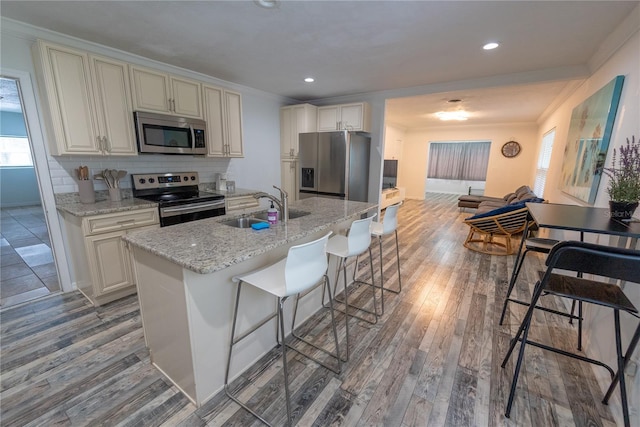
[1,1,638,128]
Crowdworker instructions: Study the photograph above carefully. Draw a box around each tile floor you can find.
[1,205,59,307]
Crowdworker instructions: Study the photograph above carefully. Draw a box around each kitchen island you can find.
[123,197,376,406]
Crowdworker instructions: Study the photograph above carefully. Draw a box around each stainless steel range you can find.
[131,172,225,227]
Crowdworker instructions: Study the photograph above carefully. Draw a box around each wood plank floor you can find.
[0,194,619,426]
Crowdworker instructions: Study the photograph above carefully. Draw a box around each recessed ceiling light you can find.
[435,111,469,121]
[304,77,315,83]
[483,42,500,50]
[254,0,279,9]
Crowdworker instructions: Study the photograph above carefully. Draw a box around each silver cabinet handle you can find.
[103,136,111,153]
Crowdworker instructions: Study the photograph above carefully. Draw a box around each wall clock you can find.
[501,140,521,158]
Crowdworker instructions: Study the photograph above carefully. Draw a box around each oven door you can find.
[134,111,207,155]
[159,199,225,226]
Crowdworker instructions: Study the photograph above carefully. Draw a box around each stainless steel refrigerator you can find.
[298,131,370,201]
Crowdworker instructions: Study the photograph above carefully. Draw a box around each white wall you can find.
[535,25,640,425]
[0,19,285,196]
[400,123,538,199]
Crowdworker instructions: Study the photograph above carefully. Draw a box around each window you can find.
[0,136,33,167]
[427,141,491,180]
[533,129,555,197]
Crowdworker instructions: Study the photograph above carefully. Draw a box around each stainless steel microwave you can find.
[134,111,207,155]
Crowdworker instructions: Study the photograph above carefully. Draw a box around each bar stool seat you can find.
[325,215,378,362]
[499,237,559,325]
[500,235,585,350]
[370,201,402,316]
[224,232,340,427]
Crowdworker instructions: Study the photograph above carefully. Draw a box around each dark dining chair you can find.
[501,240,640,427]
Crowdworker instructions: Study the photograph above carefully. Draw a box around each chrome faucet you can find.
[253,185,289,222]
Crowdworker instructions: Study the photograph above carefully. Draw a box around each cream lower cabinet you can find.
[281,159,298,202]
[33,40,137,156]
[225,195,259,212]
[61,208,159,306]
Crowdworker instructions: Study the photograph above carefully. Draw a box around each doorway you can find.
[0,74,69,307]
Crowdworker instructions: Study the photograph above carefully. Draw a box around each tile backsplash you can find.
[51,155,237,194]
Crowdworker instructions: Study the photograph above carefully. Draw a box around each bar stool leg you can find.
[341,259,350,361]
[499,248,529,325]
[603,323,640,404]
[224,282,272,426]
[289,275,342,374]
[278,297,293,427]
[502,281,545,417]
[394,230,402,292]
[613,310,631,427]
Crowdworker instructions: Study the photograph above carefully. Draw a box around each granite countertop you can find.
[203,187,262,198]
[123,197,377,274]
[56,195,158,217]
[56,187,261,217]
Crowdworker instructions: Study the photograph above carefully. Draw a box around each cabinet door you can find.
[90,55,137,156]
[280,107,295,158]
[130,66,171,113]
[224,90,244,157]
[203,85,226,157]
[171,76,202,118]
[85,230,133,296]
[35,41,101,155]
[339,103,364,131]
[281,159,298,202]
[317,106,339,132]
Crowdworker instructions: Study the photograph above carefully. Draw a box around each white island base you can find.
[130,204,370,407]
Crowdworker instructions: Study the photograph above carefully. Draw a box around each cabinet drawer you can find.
[226,196,260,211]
[83,208,159,235]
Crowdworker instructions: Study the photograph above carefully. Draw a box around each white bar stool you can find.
[371,201,402,316]
[325,215,378,362]
[224,232,340,427]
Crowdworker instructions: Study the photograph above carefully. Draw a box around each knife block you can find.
[78,180,95,204]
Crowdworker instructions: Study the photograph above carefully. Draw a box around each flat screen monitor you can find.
[382,159,398,189]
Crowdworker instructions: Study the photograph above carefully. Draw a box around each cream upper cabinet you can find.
[32,40,136,156]
[130,65,203,119]
[317,102,371,132]
[384,138,403,160]
[203,84,244,158]
[89,55,137,155]
[280,104,317,159]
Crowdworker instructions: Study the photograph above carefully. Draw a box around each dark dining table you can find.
[526,202,640,241]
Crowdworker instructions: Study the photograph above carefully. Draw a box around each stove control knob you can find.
[148,178,155,183]
[138,178,146,184]
[183,176,189,182]
[190,175,196,181]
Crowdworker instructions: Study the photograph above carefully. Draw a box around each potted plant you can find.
[603,135,640,219]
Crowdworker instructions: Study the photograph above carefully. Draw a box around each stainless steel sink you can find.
[219,217,269,229]
[252,211,311,221]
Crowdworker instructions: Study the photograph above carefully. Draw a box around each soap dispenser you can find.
[267,202,278,224]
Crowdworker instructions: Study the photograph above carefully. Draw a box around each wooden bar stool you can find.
[224,232,340,427]
[371,201,402,316]
[325,215,378,362]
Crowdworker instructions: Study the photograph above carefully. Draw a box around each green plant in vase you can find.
[603,135,640,219]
